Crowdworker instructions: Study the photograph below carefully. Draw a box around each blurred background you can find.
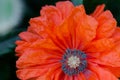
[0,0,120,80]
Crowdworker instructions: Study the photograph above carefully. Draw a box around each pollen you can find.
[67,56,80,68]
[61,49,87,75]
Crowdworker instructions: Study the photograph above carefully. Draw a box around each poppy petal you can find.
[73,5,98,49]
[40,5,62,26]
[51,20,73,49]
[83,69,98,80]
[77,73,86,80]
[64,75,73,80]
[96,10,116,38]
[91,4,105,18]
[67,5,98,49]
[36,75,50,80]
[16,48,62,68]
[102,66,120,77]
[19,32,42,42]
[46,10,76,49]
[29,39,63,53]
[92,42,120,67]
[76,15,98,49]
[16,68,48,80]
[28,17,48,38]
[112,27,120,41]
[46,64,63,80]
[56,1,74,19]
[54,69,64,80]
[35,64,61,80]
[85,38,114,53]
[89,64,118,80]
[15,41,31,56]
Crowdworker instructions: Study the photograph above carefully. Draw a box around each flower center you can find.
[67,56,80,68]
[61,49,87,76]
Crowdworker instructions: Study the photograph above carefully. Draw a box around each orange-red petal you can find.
[89,41,120,67]
[16,68,48,80]
[91,4,105,18]
[15,40,31,56]
[56,1,74,19]
[64,75,73,80]
[83,69,98,80]
[89,63,118,80]
[16,48,62,69]
[102,66,120,77]
[111,27,120,41]
[19,32,42,42]
[65,5,98,49]
[28,17,48,38]
[77,73,86,80]
[75,6,98,49]
[96,10,116,39]
[40,5,62,27]
[46,64,63,80]
[85,38,114,53]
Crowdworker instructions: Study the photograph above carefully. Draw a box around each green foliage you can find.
[72,0,83,6]
[0,36,19,55]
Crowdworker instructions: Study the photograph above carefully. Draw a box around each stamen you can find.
[61,49,87,76]
[67,56,80,68]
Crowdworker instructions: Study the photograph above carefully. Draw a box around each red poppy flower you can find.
[16,1,120,80]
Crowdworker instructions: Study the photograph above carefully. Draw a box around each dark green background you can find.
[0,0,120,80]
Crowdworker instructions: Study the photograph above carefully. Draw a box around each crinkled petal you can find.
[16,47,62,68]
[57,5,98,49]
[111,27,120,41]
[16,68,48,80]
[91,4,105,18]
[28,17,48,38]
[35,63,62,80]
[49,21,72,50]
[16,38,63,56]
[89,63,118,80]
[16,31,43,56]
[91,42,120,67]
[45,9,76,49]
[53,69,64,80]
[96,10,116,38]
[36,75,50,80]
[75,5,98,49]
[15,41,31,56]
[64,75,73,80]
[46,64,64,80]
[88,41,120,67]
[19,32,42,42]
[83,69,98,80]
[56,1,74,19]
[102,66,120,77]
[77,73,86,80]
[29,39,64,53]
[85,38,114,53]
[40,5,62,27]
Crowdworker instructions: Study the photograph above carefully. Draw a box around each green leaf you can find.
[71,0,83,6]
[0,36,19,55]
